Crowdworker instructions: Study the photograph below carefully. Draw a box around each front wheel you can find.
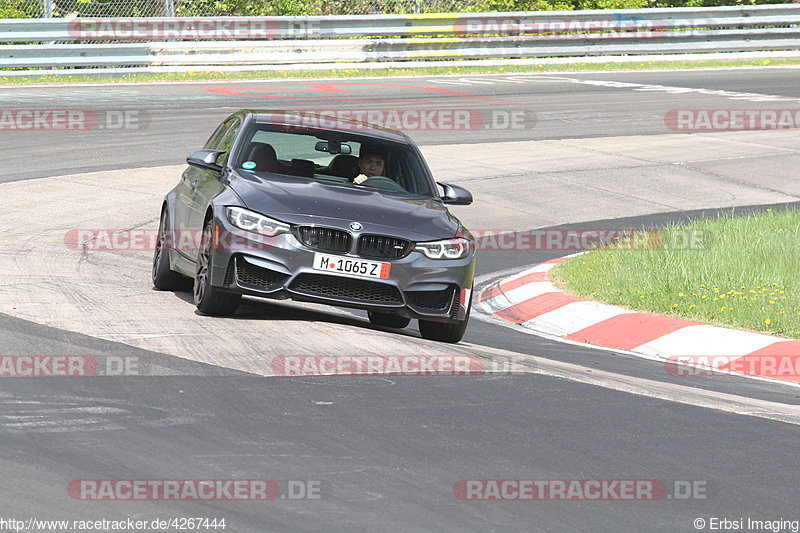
[194,221,241,316]
[418,289,472,343]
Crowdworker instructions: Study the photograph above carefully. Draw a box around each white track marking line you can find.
[521,301,634,337]
[634,324,781,357]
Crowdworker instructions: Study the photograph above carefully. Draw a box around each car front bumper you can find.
[208,212,475,323]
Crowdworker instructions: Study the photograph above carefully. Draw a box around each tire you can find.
[418,288,472,344]
[152,208,191,291]
[368,311,411,329]
[194,221,241,316]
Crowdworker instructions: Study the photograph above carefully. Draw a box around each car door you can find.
[174,117,236,261]
[185,116,242,250]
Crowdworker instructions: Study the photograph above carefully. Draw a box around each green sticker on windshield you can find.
[242,161,256,170]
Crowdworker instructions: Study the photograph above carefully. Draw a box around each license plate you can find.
[313,253,390,279]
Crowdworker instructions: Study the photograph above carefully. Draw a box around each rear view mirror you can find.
[437,182,473,205]
[187,149,225,172]
[315,141,351,155]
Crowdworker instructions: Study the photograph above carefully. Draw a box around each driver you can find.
[353,148,386,185]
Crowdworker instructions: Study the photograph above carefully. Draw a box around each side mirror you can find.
[315,140,351,155]
[187,149,225,172]
[437,182,473,205]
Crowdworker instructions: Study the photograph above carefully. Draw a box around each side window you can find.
[392,149,429,195]
[215,119,241,167]
[203,117,235,150]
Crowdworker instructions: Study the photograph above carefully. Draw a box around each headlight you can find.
[415,238,471,260]
[226,207,289,237]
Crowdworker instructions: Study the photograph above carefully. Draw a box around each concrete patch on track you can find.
[0,165,530,376]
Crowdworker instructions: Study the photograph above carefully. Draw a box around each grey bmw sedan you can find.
[153,110,476,343]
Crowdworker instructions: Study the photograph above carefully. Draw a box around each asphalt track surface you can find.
[1,68,799,532]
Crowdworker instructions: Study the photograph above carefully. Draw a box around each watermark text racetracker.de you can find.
[64,228,274,254]
[0,355,140,377]
[454,479,712,501]
[665,354,800,380]
[0,109,147,131]
[270,109,537,131]
[454,16,666,38]
[68,479,327,501]
[271,354,525,377]
[665,109,800,131]
[67,17,321,40]
[471,228,713,252]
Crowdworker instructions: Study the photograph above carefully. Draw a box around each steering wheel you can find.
[360,176,408,193]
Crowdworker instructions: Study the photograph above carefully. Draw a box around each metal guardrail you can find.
[1,5,799,72]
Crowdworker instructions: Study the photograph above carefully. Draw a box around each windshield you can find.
[235,125,436,197]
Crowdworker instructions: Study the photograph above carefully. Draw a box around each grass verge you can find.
[0,57,796,85]
[551,208,800,339]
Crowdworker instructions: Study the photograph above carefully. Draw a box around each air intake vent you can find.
[358,234,412,259]
[289,273,402,305]
[295,226,352,253]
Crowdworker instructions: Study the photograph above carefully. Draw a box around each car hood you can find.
[229,172,463,241]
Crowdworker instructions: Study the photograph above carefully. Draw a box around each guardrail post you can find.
[414,0,421,13]
[165,0,175,17]
[43,0,53,18]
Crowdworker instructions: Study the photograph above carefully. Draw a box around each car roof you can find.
[245,110,413,144]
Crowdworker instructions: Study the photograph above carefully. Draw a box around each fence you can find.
[1,5,799,73]
[1,0,477,18]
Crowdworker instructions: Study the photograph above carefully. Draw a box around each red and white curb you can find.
[477,257,800,385]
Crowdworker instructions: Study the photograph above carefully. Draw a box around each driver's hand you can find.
[354,174,369,184]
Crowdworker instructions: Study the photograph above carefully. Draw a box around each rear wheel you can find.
[152,208,191,291]
[194,221,241,316]
[368,311,411,329]
[418,288,472,343]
